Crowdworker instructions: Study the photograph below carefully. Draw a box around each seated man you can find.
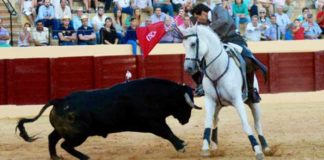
[58,16,76,45]
[32,20,50,46]
[153,0,174,17]
[36,0,55,28]
[113,0,134,16]
[77,15,96,45]
[0,17,10,47]
[303,13,322,39]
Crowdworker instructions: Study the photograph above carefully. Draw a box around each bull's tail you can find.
[15,99,62,142]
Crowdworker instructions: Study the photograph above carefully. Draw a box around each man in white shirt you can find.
[275,5,290,38]
[113,0,135,16]
[53,0,72,38]
[91,6,107,43]
[32,20,49,46]
[245,15,267,41]
[134,0,153,15]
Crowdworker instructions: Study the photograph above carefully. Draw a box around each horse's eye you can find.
[190,43,196,48]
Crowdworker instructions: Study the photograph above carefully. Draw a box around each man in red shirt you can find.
[316,2,324,37]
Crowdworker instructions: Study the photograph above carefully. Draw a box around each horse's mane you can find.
[195,25,222,43]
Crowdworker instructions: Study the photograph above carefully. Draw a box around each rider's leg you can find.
[242,47,261,103]
[192,71,204,97]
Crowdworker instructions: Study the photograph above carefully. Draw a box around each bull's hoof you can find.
[256,153,265,160]
[200,149,211,157]
[177,147,186,153]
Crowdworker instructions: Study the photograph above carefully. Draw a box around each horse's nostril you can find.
[188,67,193,71]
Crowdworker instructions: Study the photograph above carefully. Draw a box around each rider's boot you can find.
[192,71,205,97]
[245,58,261,103]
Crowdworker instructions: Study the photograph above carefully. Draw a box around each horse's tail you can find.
[15,99,63,142]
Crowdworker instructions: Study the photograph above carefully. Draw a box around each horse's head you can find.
[180,26,208,75]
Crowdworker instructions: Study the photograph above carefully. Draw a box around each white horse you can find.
[180,25,271,160]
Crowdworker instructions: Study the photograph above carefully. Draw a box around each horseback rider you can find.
[190,2,267,103]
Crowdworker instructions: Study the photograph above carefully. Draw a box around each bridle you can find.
[183,32,230,106]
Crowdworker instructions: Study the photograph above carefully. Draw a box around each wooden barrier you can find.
[0,40,324,105]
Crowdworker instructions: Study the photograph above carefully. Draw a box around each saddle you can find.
[223,43,248,101]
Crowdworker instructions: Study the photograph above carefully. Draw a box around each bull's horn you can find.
[184,93,202,110]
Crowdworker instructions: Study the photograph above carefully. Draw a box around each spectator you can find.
[100,17,118,44]
[20,0,36,26]
[113,0,135,16]
[297,7,311,23]
[249,0,258,17]
[172,0,185,12]
[77,15,96,45]
[303,13,322,39]
[222,0,233,17]
[36,0,44,15]
[114,9,125,43]
[283,0,296,18]
[53,0,72,38]
[316,2,324,36]
[183,0,195,15]
[125,8,142,27]
[66,0,89,13]
[174,7,185,26]
[285,22,294,40]
[32,20,50,46]
[275,5,290,39]
[233,0,251,33]
[92,6,107,43]
[257,0,274,17]
[150,7,167,23]
[99,0,113,12]
[72,7,91,31]
[134,0,153,15]
[204,0,215,10]
[125,17,138,55]
[265,14,280,40]
[0,17,10,47]
[245,15,267,41]
[18,22,32,47]
[160,15,180,43]
[88,0,99,12]
[272,0,285,11]
[258,8,270,40]
[36,0,55,28]
[153,0,174,17]
[178,14,192,30]
[140,17,152,26]
[292,19,305,40]
[58,16,76,45]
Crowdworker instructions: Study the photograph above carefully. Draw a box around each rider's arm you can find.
[209,7,229,32]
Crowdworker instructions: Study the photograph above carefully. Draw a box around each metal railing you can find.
[1,0,17,46]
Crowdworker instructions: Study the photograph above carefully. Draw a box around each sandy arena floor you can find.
[0,91,324,160]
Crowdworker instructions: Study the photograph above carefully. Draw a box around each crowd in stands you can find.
[0,0,323,54]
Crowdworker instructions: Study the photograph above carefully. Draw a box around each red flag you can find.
[136,22,166,58]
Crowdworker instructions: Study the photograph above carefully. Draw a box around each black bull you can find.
[16,78,201,160]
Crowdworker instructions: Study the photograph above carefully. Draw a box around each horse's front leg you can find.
[211,106,222,151]
[233,99,264,160]
[201,95,216,157]
[248,102,271,155]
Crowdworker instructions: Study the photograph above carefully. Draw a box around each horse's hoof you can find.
[182,141,188,146]
[256,153,265,160]
[210,142,218,151]
[201,150,211,157]
[263,147,272,156]
[51,155,63,160]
